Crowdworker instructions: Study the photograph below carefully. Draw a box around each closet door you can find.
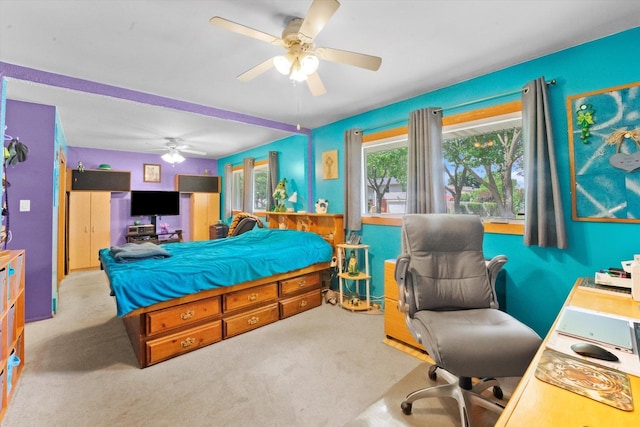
[89,192,111,268]
[68,192,92,270]
[68,192,111,271]
[190,193,220,241]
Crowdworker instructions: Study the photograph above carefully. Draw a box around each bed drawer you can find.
[279,289,322,319]
[279,272,321,296]
[146,320,222,366]
[223,303,279,338]
[146,296,221,335]
[223,283,278,312]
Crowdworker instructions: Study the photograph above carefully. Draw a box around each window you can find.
[363,138,408,214]
[230,161,269,213]
[231,169,244,212]
[252,163,269,212]
[362,102,523,220]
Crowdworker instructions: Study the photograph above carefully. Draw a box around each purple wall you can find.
[5,99,219,322]
[68,147,218,244]
[5,99,56,322]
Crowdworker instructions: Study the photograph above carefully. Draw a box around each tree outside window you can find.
[362,107,524,220]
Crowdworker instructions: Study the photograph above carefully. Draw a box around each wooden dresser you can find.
[122,265,326,368]
[384,259,422,350]
[1,250,26,422]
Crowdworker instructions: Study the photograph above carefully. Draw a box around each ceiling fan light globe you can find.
[273,55,291,75]
[300,54,319,74]
[290,70,308,82]
[162,151,185,164]
[289,57,308,82]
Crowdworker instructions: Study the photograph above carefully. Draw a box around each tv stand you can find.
[126,229,183,244]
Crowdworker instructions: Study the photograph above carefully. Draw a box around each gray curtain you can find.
[522,77,568,249]
[344,129,362,231]
[224,163,232,218]
[267,151,278,212]
[242,157,255,213]
[406,108,445,214]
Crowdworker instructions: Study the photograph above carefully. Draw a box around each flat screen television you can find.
[130,190,180,217]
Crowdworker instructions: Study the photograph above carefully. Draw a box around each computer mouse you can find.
[570,342,619,362]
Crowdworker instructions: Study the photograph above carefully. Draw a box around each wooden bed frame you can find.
[116,262,330,368]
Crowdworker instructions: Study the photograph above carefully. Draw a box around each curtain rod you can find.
[362,79,556,134]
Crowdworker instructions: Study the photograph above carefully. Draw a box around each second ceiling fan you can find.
[210,0,382,96]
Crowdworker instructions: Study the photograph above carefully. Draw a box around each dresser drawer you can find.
[279,289,322,319]
[223,303,279,338]
[146,296,220,335]
[384,297,422,350]
[223,283,278,312]
[279,272,321,296]
[146,320,222,366]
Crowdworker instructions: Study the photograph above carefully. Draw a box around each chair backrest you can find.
[401,214,495,312]
[229,217,258,237]
[227,212,263,237]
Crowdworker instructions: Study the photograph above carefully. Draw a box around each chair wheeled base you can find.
[400,365,506,427]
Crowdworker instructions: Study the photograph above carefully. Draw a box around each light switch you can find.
[19,200,30,212]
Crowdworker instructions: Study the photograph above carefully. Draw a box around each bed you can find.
[99,228,333,368]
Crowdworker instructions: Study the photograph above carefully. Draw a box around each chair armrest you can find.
[395,255,411,315]
[486,255,507,309]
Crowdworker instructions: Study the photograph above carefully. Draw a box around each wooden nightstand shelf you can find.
[337,244,371,311]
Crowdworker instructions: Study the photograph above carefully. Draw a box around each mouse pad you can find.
[535,348,633,411]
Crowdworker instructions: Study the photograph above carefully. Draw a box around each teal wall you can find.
[220,27,640,336]
[219,133,310,220]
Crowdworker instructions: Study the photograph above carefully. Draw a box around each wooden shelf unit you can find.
[337,243,372,311]
[0,250,26,422]
[265,212,344,252]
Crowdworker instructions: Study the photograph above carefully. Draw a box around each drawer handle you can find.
[180,309,195,320]
[298,279,307,287]
[299,299,308,308]
[181,337,196,348]
[248,293,259,302]
[248,316,260,325]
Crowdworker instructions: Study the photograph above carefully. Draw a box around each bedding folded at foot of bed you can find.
[109,242,172,262]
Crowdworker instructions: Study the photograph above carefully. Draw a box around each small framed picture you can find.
[143,163,161,183]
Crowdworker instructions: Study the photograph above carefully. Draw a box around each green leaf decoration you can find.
[576,104,596,144]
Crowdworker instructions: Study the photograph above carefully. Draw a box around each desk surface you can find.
[496,278,640,426]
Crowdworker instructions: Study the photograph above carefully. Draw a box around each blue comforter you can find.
[99,228,333,317]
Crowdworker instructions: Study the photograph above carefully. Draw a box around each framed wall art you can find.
[568,81,640,223]
[143,163,161,183]
[322,150,338,180]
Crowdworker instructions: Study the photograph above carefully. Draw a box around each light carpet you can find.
[3,270,423,427]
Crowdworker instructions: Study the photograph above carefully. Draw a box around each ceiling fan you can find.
[209,0,382,96]
[157,137,206,164]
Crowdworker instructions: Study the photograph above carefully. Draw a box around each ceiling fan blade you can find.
[298,0,341,43]
[315,47,382,71]
[306,72,327,96]
[237,58,276,81]
[209,16,284,46]
[181,148,207,156]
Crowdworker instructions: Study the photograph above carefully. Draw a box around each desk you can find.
[496,277,640,426]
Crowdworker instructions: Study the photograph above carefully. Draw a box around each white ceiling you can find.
[1,0,639,159]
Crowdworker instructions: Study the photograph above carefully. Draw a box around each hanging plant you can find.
[576,104,596,144]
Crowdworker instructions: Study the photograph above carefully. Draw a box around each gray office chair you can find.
[395,214,541,426]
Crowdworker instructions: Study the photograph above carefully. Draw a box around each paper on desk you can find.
[546,330,640,377]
